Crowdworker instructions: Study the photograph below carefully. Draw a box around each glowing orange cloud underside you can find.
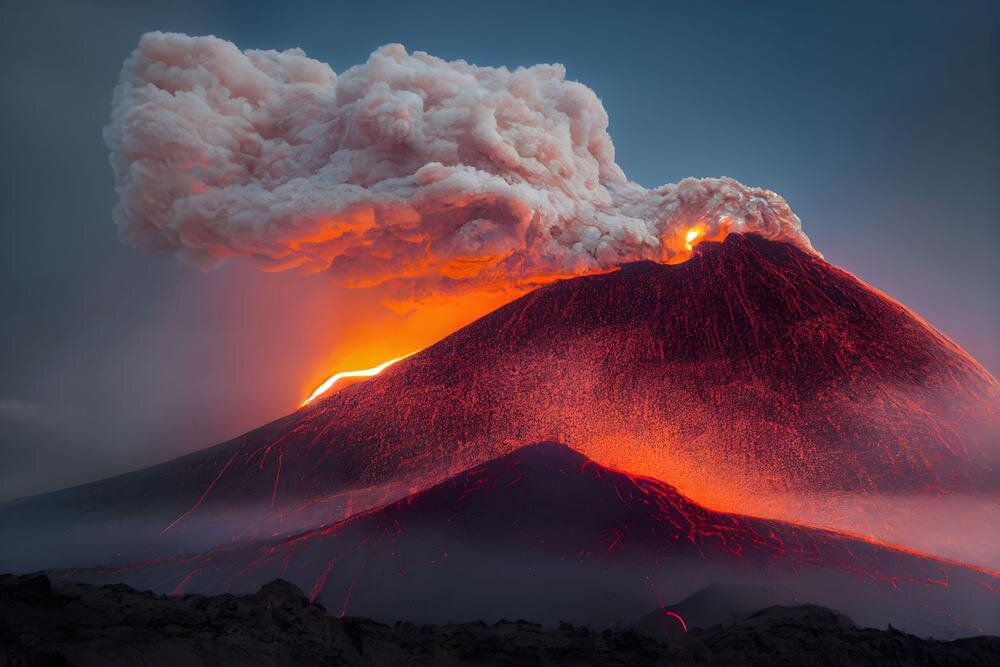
[301,352,417,406]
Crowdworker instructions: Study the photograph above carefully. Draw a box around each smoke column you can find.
[106,32,813,303]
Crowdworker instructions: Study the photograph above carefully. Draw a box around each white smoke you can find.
[106,32,813,299]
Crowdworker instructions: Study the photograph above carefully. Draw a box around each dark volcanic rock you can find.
[2,575,998,666]
[703,605,1000,666]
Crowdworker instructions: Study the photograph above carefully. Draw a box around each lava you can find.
[301,351,417,406]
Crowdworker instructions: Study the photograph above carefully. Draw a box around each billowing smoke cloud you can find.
[106,32,813,301]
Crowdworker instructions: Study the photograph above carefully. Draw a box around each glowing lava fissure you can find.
[302,352,417,406]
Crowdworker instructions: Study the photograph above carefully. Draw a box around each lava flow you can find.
[301,352,417,406]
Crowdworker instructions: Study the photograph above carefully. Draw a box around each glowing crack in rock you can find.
[301,352,417,406]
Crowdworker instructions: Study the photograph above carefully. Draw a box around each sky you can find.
[1,0,997,501]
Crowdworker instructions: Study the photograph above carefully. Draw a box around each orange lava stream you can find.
[301,352,417,406]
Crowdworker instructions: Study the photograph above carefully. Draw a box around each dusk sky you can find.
[1,0,997,500]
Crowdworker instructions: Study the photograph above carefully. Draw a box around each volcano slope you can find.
[59,443,1000,639]
[2,233,998,571]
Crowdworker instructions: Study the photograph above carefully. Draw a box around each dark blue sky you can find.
[1,0,997,499]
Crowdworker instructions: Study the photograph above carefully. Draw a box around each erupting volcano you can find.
[2,31,997,653]
[3,233,997,580]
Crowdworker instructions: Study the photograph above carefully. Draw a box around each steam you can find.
[106,32,813,300]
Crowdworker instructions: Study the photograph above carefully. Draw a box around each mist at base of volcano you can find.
[44,443,998,640]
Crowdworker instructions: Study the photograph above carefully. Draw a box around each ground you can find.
[2,574,998,666]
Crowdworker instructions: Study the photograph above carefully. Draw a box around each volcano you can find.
[2,234,997,572]
[59,443,1000,638]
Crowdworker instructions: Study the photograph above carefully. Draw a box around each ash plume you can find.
[106,32,813,300]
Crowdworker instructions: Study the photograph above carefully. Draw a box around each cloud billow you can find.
[106,32,813,301]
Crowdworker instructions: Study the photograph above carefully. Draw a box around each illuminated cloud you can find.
[106,32,813,300]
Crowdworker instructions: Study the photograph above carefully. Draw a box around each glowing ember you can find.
[684,228,701,250]
[302,352,416,406]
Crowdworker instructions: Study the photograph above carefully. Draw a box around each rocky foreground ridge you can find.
[2,574,998,666]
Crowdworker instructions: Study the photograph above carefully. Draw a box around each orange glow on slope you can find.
[301,352,416,406]
[296,287,520,410]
